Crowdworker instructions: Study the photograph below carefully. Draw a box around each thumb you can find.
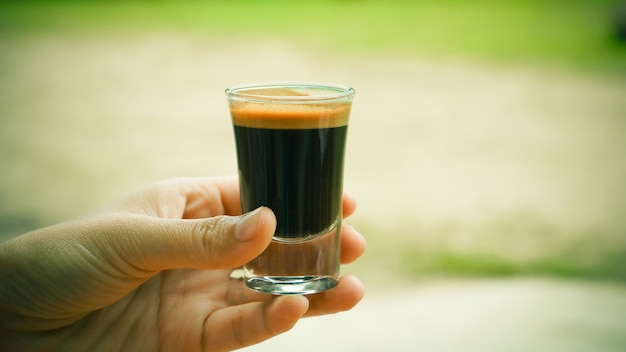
[101,207,276,273]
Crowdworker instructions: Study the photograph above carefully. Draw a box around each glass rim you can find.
[225,81,355,104]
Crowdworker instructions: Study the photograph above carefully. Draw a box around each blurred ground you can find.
[242,278,626,352]
[1,33,626,351]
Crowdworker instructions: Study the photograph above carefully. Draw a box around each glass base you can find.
[245,275,339,295]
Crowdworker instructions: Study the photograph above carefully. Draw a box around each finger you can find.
[97,207,276,273]
[179,176,242,218]
[304,275,364,317]
[203,295,309,351]
[340,225,366,264]
[185,178,356,219]
[92,177,241,220]
[342,191,357,219]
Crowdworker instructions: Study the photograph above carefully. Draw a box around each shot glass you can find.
[226,82,355,295]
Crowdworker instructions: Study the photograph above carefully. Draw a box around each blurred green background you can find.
[2,0,625,70]
[1,0,626,349]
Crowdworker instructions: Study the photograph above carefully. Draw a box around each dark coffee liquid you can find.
[234,125,348,239]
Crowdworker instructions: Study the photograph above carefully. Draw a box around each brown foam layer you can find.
[230,102,351,129]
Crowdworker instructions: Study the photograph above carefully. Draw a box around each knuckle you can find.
[189,216,236,266]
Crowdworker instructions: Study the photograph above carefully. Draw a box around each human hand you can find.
[0,177,365,351]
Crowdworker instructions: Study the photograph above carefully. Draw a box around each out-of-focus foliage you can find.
[1,0,624,71]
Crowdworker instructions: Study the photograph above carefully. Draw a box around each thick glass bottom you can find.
[245,275,339,295]
[243,220,341,295]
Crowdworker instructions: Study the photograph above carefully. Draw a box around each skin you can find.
[0,176,366,351]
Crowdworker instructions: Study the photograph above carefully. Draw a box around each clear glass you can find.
[226,82,355,295]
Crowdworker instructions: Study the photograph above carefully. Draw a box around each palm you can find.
[65,267,275,351]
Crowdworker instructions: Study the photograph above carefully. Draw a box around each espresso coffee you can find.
[234,125,347,239]
[227,83,354,294]
[231,98,351,238]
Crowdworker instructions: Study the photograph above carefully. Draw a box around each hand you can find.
[0,177,366,351]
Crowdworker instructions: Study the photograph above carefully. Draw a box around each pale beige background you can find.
[1,34,625,351]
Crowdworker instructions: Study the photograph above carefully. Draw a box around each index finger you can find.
[180,176,242,219]
[181,177,357,220]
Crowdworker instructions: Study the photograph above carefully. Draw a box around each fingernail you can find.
[235,207,265,242]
